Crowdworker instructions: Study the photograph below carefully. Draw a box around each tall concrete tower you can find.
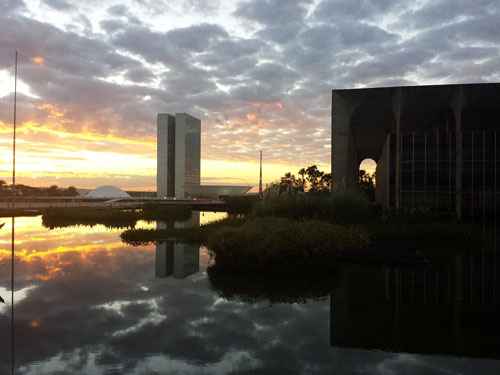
[157,113,201,199]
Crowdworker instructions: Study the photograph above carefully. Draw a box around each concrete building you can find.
[157,113,201,199]
[331,83,500,218]
[157,112,252,199]
[196,185,252,199]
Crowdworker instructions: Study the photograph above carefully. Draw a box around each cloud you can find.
[312,0,400,22]
[1,0,500,188]
[1,0,25,15]
[42,0,75,11]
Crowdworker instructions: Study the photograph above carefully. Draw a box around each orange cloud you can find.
[32,56,44,65]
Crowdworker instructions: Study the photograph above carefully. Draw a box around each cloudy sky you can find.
[0,0,499,189]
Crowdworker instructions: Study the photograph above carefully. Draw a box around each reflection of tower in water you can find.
[155,212,200,279]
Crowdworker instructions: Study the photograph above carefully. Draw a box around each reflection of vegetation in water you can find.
[140,204,192,222]
[120,217,244,246]
[41,206,193,229]
[42,208,139,229]
[207,266,337,304]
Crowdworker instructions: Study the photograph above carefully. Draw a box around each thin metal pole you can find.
[11,217,15,375]
[13,50,17,196]
[11,50,17,375]
[259,150,263,198]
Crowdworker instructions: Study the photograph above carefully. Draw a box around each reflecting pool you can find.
[0,214,499,374]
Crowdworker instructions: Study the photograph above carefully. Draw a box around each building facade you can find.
[331,83,500,218]
[157,113,201,199]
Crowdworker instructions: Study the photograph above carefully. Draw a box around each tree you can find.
[297,168,306,192]
[319,173,332,192]
[305,165,324,192]
[358,170,375,201]
[66,186,79,196]
[48,185,59,196]
[267,165,332,195]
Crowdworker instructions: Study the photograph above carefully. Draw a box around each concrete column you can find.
[392,89,403,209]
[452,87,465,220]
[386,133,392,207]
[332,91,356,191]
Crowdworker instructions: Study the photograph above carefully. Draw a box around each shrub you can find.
[252,190,374,224]
[223,196,260,215]
[207,217,370,273]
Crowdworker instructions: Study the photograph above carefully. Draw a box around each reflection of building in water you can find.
[330,247,500,358]
[155,213,200,279]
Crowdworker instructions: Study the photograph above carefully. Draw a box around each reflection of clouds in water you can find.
[0,285,37,314]
[200,211,227,225]
[0,218,499,374]
[95,298,167,338]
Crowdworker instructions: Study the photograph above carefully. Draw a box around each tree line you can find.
[267,165,375,199]
[0,180,79,197]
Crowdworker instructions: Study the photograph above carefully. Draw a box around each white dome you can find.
[86,185,131,199]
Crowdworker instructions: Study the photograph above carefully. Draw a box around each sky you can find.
[0,0,499,190]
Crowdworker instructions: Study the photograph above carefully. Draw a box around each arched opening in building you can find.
[359,158,377,201]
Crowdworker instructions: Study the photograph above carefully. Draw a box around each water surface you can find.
[0,214,499,374]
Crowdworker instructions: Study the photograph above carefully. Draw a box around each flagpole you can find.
[11,49,18,375]
[13,50,17,194]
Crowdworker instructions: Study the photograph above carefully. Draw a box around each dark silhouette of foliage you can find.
[358,169,375,201]
[267,165,332,195]
[207,267,337,304]
[223,195,260,215]
[206,218,369,273]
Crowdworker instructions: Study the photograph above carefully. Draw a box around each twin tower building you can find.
[156,113,201,199]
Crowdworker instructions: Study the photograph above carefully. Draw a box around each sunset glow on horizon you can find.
[1,0,496,190]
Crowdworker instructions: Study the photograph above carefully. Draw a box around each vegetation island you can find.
[2,166,489,277]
